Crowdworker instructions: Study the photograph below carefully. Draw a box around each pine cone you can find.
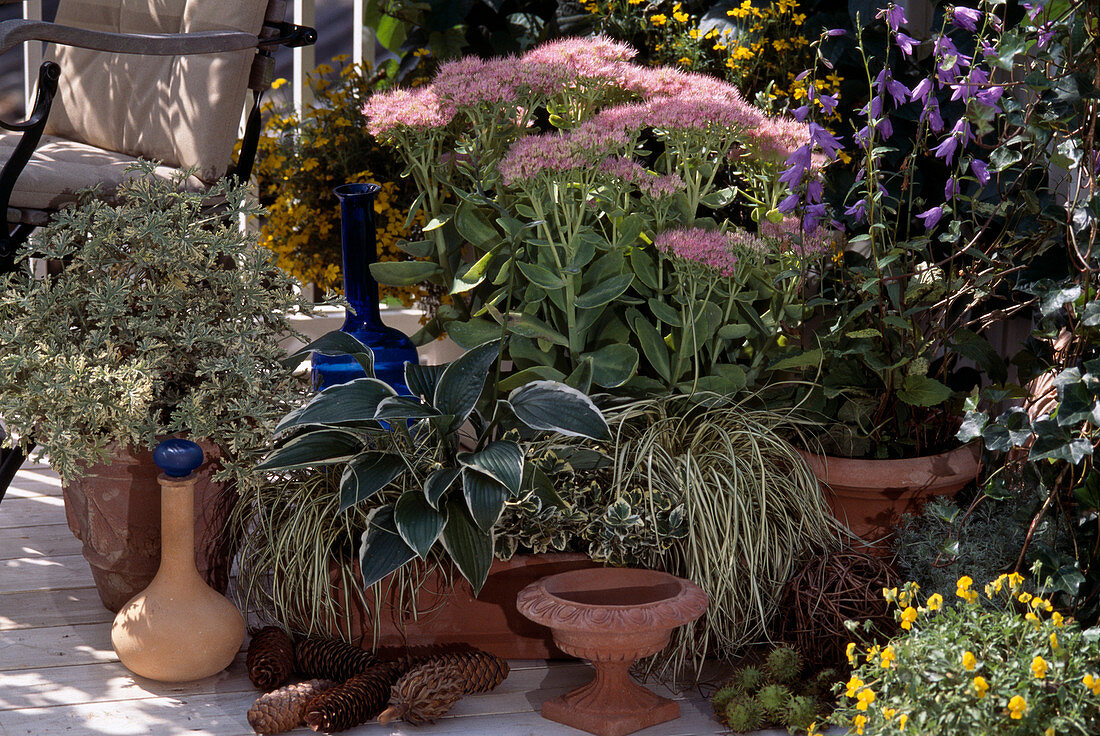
[295,636,378,682]
[378,660,466,725]
[247,679,337,735]
[429,650,509,694]
[304,662,405,732]
[246,627,295,691]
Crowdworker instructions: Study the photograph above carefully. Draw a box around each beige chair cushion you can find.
[0,131,203,220]
[43,0,268,185]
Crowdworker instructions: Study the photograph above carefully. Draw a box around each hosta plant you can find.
[258,333,609,593]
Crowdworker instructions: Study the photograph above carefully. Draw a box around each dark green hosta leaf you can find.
[498,366,567,392]
[770,349,823,372]
[370,260,443,286]
[358,506,417,589]
[424,466,460,509]
[586,343,638,388]
[459,440,523,495]
[508,380,610,440]
[462,469,509,531]
[339,451,407,512]
[394,490,446,558]
[434,340,500,428]
[281,331,374,375]
[405,364,446,402]
[898,375,953,407]
[441,499,494,594]
[256,429,365,470]
[275,378,396,434]
[565,360,593,394]
[575,273,634,310]
[374,395,441,421]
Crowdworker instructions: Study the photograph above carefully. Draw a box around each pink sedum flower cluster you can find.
[760,216,841,255]
[364,86,455,138]
[598,156,685,199]
[656,227,757,277]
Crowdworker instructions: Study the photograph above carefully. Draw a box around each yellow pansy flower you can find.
[1053,611,1065,627]
[1019,591,1033,603]
[957,575,979,603]
[846,642,857,665]
[1032,655,1048,679]
[962,651,977,671]
[856,688,875,711]
[880,645,896,668]
[845,677,864,698]
[1084,673,1100,695]
[1008,695,1028,719]
[972,676,989,698]
[853,714,867,735]
[926,593,943,611]
[900,606,918,630]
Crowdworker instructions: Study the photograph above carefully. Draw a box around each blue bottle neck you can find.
[336,183,383,328]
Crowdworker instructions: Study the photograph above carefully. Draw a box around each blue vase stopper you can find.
[153,439,204,478]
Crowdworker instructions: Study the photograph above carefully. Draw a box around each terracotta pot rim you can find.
[536,569,691,611]
[796,442,979,468]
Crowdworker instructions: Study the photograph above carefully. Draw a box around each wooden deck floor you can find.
[0,462,757,736]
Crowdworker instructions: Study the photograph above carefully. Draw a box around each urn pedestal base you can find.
[541,660,680,736]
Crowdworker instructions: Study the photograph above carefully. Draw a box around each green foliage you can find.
[258,333,608,594]
[784,694,819,732]
[0,163,313,488]
[834,576,1100,736]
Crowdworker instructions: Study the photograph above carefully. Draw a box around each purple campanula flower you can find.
[917,206,945,229]
[793,105,811,122]
[896,32,918,56]
[970,158,990,185]
[925,101,945,132]
[855,126,872,150]
[975,85,1004,108]
[808,179,824,202]
[809,122,843,160]
[778,192,800,213]
[979,39,997,59]
[945,177,959,201]
[885,76,911,107]
[826,28,847,36]
[950,67,989,101]
[1037,22,1054,48]
[1023,2,1046,21]
[845,197,869,223]
[878,3,908,31]
[878,117,894,139]
[932,135,960,163]
[951,6,982,32]
[804,202,826,232]
[911,77,934,104]
[779,145,813,186]
[934,35,972,81]
[819,94,838,115]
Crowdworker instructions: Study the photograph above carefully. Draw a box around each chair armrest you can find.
[0,18,261,56]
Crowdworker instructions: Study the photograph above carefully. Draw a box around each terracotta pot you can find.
[327,553,599,659]
[797,443,980,547]
[63,440,231,612]
[517,568,708,736]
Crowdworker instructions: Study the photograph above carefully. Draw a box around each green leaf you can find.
[716,323,751,340]
[630,316,670,382]
[256,429,365,470]
[451,248,499,294]
[275,378,395,434]
[565,359,593,394]
[647,298,682,327]
[845,328,881,339]
[370,261,443,286]
[393,491,446,559]
[454,201,500,250]
[462,470,509,531]
[396,238,435,258]
[575,273,634,310]
[405,364,446,402]
[434,340,500,426]
[339,451,406,512]
[586,343,639,388]
[516,260,566,289]
[440,500,493,594]
[282,331,374,375]
[771,349,822,372]
[498,366,567,392]
[424,467,460,509]
[374,395,441,420]
[630,248,660,290]
[505,313,570,346]
[898,375,953,407]
[358,506,416,589]
[508,380,610,440]
[1082,300,1100,327]
[459,440,524,495]
[446,318,503,349]
[956,411,988,443]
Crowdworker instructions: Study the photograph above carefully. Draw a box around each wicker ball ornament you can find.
[246,626,295,691]
[776,549,899,668]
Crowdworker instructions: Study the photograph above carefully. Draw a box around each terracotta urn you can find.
[63,438,230,611]
[797,443,981,547]
[517,568,708,736]
[111,439,245,682]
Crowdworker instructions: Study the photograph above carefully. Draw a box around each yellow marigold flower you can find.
[880,645,896,668]
[856,688,875,711]
[825,71,843,86]
[713,42,727,51]
[688,29,699,39]
[1026,611,1042,628]
[846,642,857,665]
[1032,655,1048,679]
[845,677,864,698]
[650,13,667,25]
[793,12,807,24]
[1053,611,1065,627]
[926,593,944,611]
[1084,673,1100,695]
[972,676,989,698]
[727,7,749,17]
[673,10,689,22]
[898,714,908,730]
[900,606,918,630]
[962,651,977,671]
[1008,695,1027,719]
[271,77,288,89]
[731,45,754,61]
[854,714,867,735]
[1051,631,1060,650]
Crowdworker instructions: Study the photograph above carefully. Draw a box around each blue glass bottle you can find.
[311,183,419,393]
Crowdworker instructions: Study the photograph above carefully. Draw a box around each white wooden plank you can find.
[0,524,82,561]
[0,554,93,594]
[0,621,117,671]
[0,587,111,631]
[5,469,63,498]
[0,497,66,530]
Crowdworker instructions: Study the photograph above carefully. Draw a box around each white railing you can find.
[18,0,373,117]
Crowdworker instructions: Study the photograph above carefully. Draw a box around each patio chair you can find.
[0,0,316,503]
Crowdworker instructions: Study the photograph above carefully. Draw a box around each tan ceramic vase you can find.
[517,568,708,736]
[111,440,244,682]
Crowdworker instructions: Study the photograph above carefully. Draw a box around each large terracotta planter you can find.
[328,553,599,659]
[797,443,980,546]
[63,441,231,612]
[517,568,708,736]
